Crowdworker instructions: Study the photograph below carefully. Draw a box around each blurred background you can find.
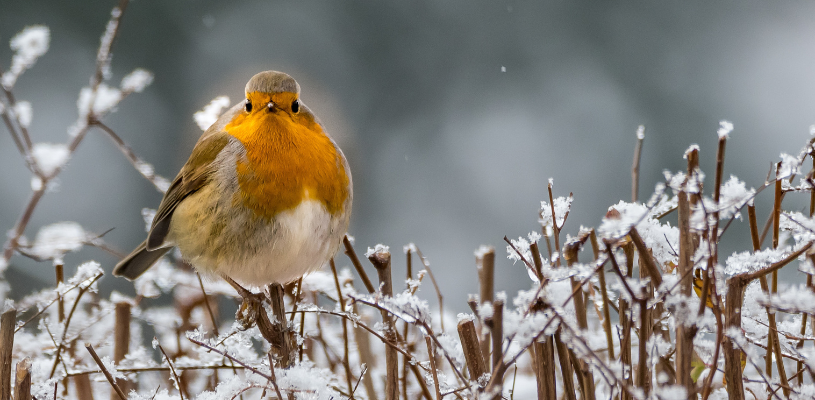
[2,0,815,309]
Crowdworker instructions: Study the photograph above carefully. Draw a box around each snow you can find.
[596,201,679,266]
[141,208,156,232]
[540,194,573,229]
[193,96,230,131]
[100,355,125,381]
[474,244,493,258]
[121,68,153,93]
[506,232,541,268]
[778,152,802,180]
[29,221,87,260]
[12,101,32,128]
[756,285,815,315]
[684,144,700,159]
[77,83,122,117]
[31,142,70,176]
[724,247,790,276]
[717,120,733,139]
[717,175,755,219]
[1,25,50,88]
[365,244,390,258]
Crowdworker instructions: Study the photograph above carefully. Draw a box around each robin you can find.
[113,71,352,291]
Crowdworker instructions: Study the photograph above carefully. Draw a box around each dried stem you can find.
[0,307,15,400]
[344,235,375,293]
[532,338,556,400]
[48,272,104,378]
[368,248,399,400]
[632,125,645,202]
[330,258,355,393]
[112,302,132,399]
[13,359,30,400]
[675,189,696,398]
[553,330,576,400]
[195,273,220,337]
[156,340,185,400]
[476,246,495,364]
[458,319,487,382]
[590,230,615,361]
[425,336,442,400]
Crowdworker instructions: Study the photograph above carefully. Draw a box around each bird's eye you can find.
[291,100,300,114]
[245,100,252,113]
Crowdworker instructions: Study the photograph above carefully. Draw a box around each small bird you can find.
[113,71,352,290]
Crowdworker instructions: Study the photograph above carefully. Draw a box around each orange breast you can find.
[225,98,349,220]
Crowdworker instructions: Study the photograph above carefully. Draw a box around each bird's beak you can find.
[266,101,275,111]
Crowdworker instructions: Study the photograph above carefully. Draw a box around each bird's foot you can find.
[222,275,267,330]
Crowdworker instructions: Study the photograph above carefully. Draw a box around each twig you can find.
[85,343,127,400]
[196,273,220,337]
[330,258,355,394]
[343,235,375,293]
[267,353,284,400]
[156,339,185,400]
[409,245,445,332]
[351,364,367,400]
[632,125,645,202]
[425,336,442,400]
[93,121,168,192]
[49,272,104,378]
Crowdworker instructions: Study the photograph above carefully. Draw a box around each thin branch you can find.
[156,339,186,400]
[85,343,127,400]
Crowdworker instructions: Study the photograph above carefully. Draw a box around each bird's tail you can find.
[113,240,172,280]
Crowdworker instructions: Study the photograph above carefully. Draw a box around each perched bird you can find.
[113,71,352,289]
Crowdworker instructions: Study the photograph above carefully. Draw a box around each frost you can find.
[540,194,573,229]
[70,261,103,285]
[30,176,42,191]
[474,244,493,258]
[457,313,475,323]
[141,208,157,232]
[598,201,647,238]
[121,68,153,93]
[598,201,678,267]
[101,355,125,381]
[717,120,733,138]
[782,212,815,249]
[778,152,802,180]
[12,101,32,128]
[756,285,815,315]
[636,125,645,140]
[29,221,87,260]
[717,176,755,220]
[724,247,790,276]
[2,25,50,88]
[31,142,70,176]
[193,95,230,131]
[365,244,390,258]
[506,232,540,266]
[77,83,122,117]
